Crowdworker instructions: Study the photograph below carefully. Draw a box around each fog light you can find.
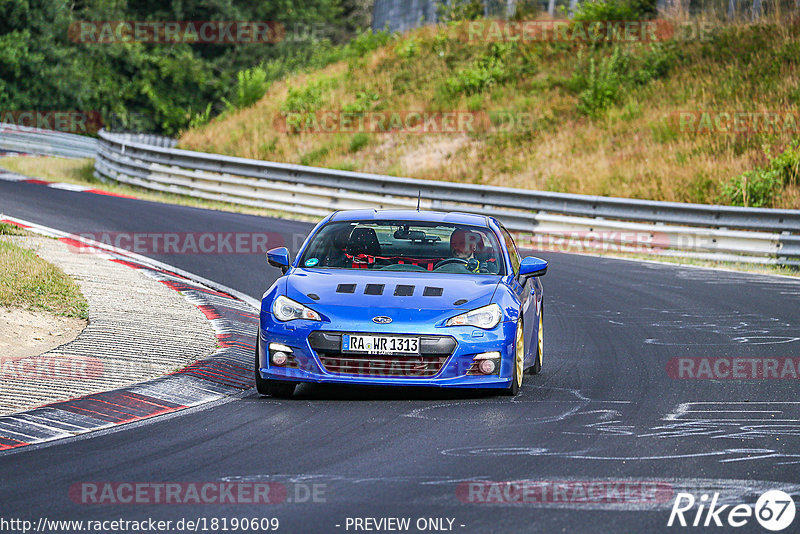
[272,352,288,366]
[478,359,496,375]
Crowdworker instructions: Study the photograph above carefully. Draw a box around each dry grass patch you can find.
[0,156,95,184]
[0,236,88,319]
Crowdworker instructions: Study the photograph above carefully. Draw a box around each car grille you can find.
[308,331,456,378]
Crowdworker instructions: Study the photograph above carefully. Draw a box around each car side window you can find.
[500,227,521,275]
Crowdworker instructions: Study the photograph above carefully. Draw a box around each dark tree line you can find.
[0,0,374,135]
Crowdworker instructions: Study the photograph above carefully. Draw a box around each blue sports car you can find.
[256,210,547,397]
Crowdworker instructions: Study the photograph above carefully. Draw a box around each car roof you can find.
[328,209,492,227]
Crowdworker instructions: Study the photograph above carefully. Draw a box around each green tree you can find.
[0,0,367,135]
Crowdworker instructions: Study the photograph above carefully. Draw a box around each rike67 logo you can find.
[668,490,796,531]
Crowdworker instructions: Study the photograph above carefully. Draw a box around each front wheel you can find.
[255,337,296,398]
[526,304,543,375]
[504,317,524,396]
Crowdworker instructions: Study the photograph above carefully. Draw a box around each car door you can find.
[499,226,535,366]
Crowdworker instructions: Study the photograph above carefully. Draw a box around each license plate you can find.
[342,334,420,355]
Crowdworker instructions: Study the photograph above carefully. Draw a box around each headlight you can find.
[272,295,321,322]
[445,303,502,329]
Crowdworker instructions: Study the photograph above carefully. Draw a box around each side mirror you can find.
[267,247,290,274]
[519,256,547,279]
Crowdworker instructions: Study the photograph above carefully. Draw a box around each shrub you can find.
[510,0,542,19]
[258,30,391,86]
[443,43,516,97]
[573,47,630,116]
[342,91,381,114]
[635,43,677,83]
[397,37,420,59]
[300,145,331,166]
[222,66,269,111]
[349,133,369,153]
[721,142,800,207]
[721,168,782,207]
[282,81,326,113]
[187,103,213,130]
[572,0,657,21]
[437,0,485,22]
[571,44,676,116]
[345,30,393,59]
[281,80,330,134]
[768,141,800,185]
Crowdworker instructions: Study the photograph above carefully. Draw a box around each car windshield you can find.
[299,220,505,275]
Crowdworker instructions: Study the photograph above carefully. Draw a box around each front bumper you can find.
[257,312,517,389]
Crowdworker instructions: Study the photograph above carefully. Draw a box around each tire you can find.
[254,336,270,395]
[255,337,297,398]
[504,317,524,396]
[527,304,543,375]
[264,381,296,398]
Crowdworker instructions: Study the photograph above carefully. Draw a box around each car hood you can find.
[285,268,501,326]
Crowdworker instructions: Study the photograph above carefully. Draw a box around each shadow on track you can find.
[246,383,503,402]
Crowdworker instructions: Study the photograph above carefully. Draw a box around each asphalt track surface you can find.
[2,179,800,533]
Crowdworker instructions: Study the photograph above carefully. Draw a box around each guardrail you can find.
[94,129,800,266]
[0,123,97,159]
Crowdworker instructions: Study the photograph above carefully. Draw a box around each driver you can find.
[447,229,482,272]
[450,229,477,259]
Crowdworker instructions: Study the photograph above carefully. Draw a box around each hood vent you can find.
[365,284,385,295]
[423,287,443,297]
[336,283,356,294]
[394,284,415,296]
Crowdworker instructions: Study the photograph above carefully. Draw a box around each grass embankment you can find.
[180,14,800,209]
[0,156,96,185]
[0,224,88,319]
